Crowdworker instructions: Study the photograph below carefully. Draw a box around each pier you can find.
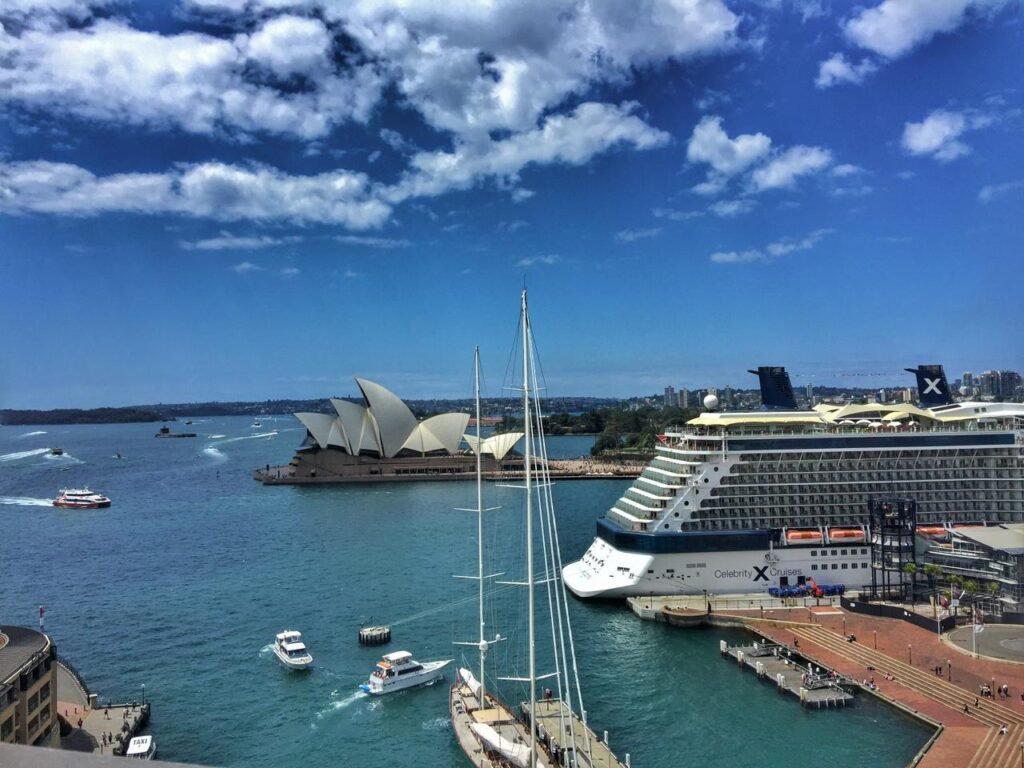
[720,639,854,709]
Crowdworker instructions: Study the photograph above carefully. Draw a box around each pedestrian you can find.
[77,717,82,728]
[963,704,969,713]
[104,707,109,719]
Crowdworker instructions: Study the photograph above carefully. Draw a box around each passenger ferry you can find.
[563,365,1024,599]
[53,489,112,509]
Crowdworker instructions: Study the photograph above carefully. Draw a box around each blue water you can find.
[0,419,932,767]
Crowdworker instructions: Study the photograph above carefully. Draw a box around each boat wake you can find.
[19,430,47,438]
[0,496,53,507]
[0,448,50,462]
[202,447,227,462]
[45,453,84,465]
[312,689,369,727]
[213,431,278,445]
[207,434,226,439]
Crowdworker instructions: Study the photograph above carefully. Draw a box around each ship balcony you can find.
[614,496,663,517]
[637,471,684,490]
[642,466,687,483]
[607,507,654,530]
[624,486,672,504]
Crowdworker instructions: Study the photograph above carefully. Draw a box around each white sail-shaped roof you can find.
[401,413,470,454]
[294,413,337,450]
[357,378,418,458]
[465,432,524,461]
[332,397,380,455]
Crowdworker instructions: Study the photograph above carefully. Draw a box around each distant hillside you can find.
[0,407,168,425]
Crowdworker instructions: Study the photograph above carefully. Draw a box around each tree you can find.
[903,562,918,604]
[987,581,1001,599]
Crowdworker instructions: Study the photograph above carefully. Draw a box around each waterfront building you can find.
[0,626,59,748]
[261,378,523,484]
[563,365,1024,599]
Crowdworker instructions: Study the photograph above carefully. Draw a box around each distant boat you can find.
[251,419,262,429]
[360,650,450,695]
[185,420,193,425]
[113,452,123,459]
[53,488,111,509]
[49,447,64,456]
[155,426,196,438]
[273,630,313,670]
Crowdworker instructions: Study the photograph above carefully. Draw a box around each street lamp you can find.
[947,660,951,682]
[842,616,847,637]
[141,684,145,705]
[873,629,877,650]
[907,644,912,665]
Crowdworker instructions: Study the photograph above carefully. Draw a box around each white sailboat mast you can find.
[522,288,538,768]
[473,346,487,706]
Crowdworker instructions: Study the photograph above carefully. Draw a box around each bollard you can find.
[720,640,728,654]
[603,730,609,746]
[756,661,766,678]
[737,650,744,666]
[625,754,631,768]
[777,673,786,689]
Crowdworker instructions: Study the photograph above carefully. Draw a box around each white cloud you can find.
[0,160,390,228]
[281,266,300,276]
[978,179,1024,203]
[653,207,705,221]
[231,261,263,273]
[901,109,975,161]
[244,15,331,78]
[711,228,833,264]
[515,254,560,266]
[765,228,834,256]
[334,235,411,248]
[343,268,363,278]
[710,249,764,263]
[843,0,1009,60]
[709,199,756,217]
[831,164,865,177]
[385,102,669,204]
[814,53,878,88]
[180,232,302,250]
[750,146,833,191]
[686,115,772,183]
[615,227,661,242]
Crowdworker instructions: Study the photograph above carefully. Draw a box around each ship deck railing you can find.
[665,421,1020,439]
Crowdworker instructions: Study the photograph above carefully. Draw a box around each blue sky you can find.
[1,0,1022,408]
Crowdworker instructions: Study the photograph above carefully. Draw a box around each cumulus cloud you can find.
[900,109,990,161]
[281,266,300,276]
[686,115,772,193]
[180,232,302,250]
[978,179,1024,203]
[710,228,833,264]
[831,164,865,177]
[843,0,1009,60]
[615,227,661,242]
[0,160,390,228]
[815,53,878,88]
[231,261,263,273]
[516,254,560,266]
[749,146,833,191]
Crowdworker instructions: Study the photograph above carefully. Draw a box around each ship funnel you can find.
[748,366,797,410]
[905,365,952,407]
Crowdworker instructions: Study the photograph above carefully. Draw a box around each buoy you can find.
[358,625,392,646]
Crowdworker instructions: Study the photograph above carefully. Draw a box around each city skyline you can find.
[2,1,1022,409]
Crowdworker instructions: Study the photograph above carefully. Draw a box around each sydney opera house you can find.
[256,378,524,484]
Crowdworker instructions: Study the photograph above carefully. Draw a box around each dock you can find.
[525,698,631,768]
[721,639,854,709]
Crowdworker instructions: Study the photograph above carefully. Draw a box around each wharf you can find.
[721,640,853,708]
[525,698,630,768]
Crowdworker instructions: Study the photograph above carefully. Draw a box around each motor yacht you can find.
[273,630,313,670]
[359,651,450,695]
[53,489,111,509]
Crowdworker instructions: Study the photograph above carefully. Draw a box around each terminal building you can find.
[0,626,59,748]
[258,378,524,484]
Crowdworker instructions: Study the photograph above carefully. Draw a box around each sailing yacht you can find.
[449,294,628,768]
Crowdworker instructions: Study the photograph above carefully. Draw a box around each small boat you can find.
[916,525,948,538]
[125,735,157,759]
[53,489,111,509]
[273,630,313,670]
[251,419,262,429]
[49,447,64,456]
[359,651,450,695]
[155,425,196,438]
[185,420,193,425]
[828,527,866,543]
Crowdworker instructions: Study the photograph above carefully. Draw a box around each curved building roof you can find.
[464,432,524,461]
[357,378,419,458]
[402,413,471,454]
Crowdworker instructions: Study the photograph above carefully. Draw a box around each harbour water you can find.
[1,418,932,767]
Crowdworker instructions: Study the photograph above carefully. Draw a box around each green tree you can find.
[987,581,1001,598]
[903,562,918,603]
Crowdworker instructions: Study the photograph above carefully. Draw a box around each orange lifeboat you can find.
[786,529,823,543]
[829,528,866,542]
[916,525,947,537]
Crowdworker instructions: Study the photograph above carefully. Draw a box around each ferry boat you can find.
[359,651,450,695]
[53,489,111,509]
[563,365,1024,599]
[272,630,313,670]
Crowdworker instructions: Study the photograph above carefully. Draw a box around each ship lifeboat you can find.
[828,528,866,543]
[786,529,823,544]
[915,525,948,538]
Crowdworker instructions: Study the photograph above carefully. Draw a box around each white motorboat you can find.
[273,630,313,670]
[251,419,262,429]
[125,735,157,759]
[53,489,111,509]
[359,651,450,695]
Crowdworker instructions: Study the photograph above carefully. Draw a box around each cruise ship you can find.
[563,366,1024,599]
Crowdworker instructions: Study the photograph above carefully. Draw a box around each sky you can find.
[1,0,1022,408]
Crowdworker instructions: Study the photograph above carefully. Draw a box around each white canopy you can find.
[470,723,541,768]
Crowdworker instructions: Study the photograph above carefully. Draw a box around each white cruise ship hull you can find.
[563,538,873,599]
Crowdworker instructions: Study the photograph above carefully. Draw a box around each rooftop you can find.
[0,625,50,683]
